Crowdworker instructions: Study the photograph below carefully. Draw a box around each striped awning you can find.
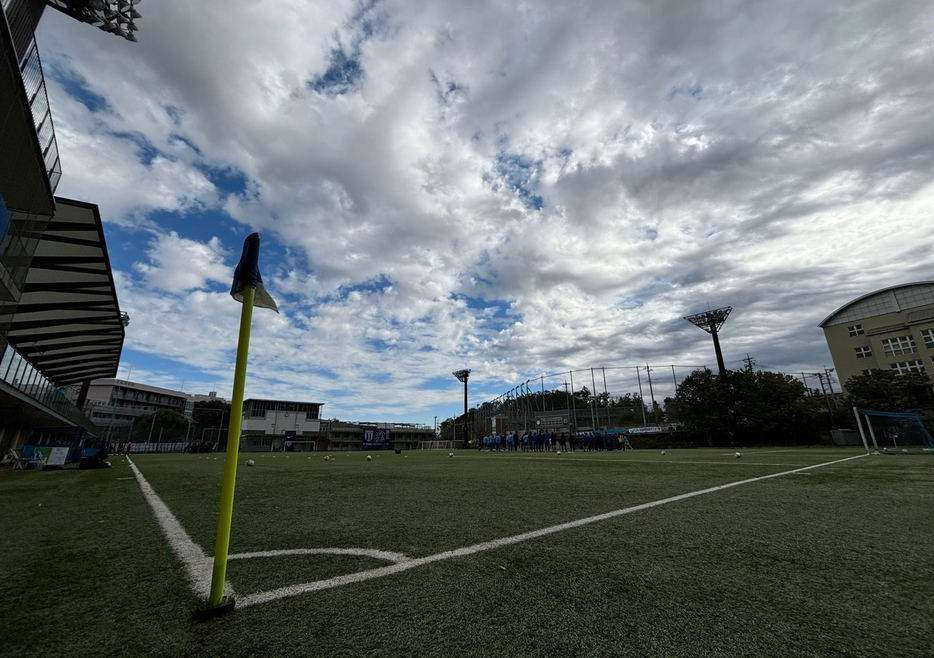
[0,197,125,385]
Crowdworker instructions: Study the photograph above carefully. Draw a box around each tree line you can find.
[125,399,232,445]
[443,367,932,446]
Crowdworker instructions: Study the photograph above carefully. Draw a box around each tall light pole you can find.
[453,369,470,447]
[684,307,733,378]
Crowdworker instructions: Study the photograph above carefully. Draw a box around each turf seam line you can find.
[236,453,867,608]
[127,457,234,600]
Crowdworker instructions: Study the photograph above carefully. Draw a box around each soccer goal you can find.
[417,440,454,450]
[853,407,934,454]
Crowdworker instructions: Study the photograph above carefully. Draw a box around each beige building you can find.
[240,398,325,451]
[67,378,191,441]
[820,282,934,392]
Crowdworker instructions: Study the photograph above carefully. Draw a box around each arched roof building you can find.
[820,282,934,391]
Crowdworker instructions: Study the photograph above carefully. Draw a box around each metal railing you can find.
[0,334,99,434]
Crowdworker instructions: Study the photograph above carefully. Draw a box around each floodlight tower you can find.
[684,307,732,378]
[46,0,143,42]
[453,369,470,447]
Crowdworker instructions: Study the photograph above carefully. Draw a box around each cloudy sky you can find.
[36,0,934,425]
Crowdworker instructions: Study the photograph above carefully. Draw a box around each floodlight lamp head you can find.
[45,0,141,41]
[684,306,732,334]
[453,369,471,383]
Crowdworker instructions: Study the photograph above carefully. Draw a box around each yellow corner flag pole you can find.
[202,232,277,615]
[208,284,255,607]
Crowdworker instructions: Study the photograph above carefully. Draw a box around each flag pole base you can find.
[194,596,236,622]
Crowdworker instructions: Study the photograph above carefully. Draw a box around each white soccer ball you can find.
[324,455,330,461]
[556,451,561,455]
[449,452,454,457]
[246,459,255,467]
[367,455,372,461]
[735,452,741,458]
[901,449,908,454]
[661,451,666,455]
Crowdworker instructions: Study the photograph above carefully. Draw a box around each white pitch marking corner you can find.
[127,458,233,599]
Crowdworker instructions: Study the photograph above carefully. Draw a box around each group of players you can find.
[480,430,633,452]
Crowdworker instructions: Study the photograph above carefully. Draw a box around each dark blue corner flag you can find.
[230,233,279,313]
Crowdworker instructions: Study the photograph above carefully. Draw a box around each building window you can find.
[861,369,873,376]
[881,335,917,357]
[847,324,864,337]
[854,346,872,359]
[921,328,934,350]
[889,360,926,376]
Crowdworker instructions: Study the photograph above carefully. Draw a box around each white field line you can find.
[236,453,867,608]
[126,457,234,600]
[229,548,409,563]
[468,455,809,467]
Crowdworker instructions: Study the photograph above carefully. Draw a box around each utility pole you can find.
[809,372,836,429]
[743,353,756,369]
[590,368,599,431]
[646,365,660,426]
[824,367,837,395]
[635,367,648,427]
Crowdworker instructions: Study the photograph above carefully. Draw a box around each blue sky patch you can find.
[493,152,544,210]
[198,164,249,196]
[48,61,109,113]
[310,45,364,95]
[668,83,703,100]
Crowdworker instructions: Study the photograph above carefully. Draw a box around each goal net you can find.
[417,440,454,450]
[853,408,934,454]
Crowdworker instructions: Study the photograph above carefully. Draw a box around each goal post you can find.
[417,440,454,450]
[853,407,934,454]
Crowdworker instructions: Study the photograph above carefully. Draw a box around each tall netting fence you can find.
[474,365,706,438]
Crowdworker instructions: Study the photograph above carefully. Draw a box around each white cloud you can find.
[133,232,230,293]
[38,0,934,422]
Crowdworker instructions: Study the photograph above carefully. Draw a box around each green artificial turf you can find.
[1,448,931,657]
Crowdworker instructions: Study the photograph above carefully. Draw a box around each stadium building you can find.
[819,282,934,392]
[240,398,325,452]
[66,378,193,441]
[237,397,435,452]
[1,1,135,462]
[321,420,435,452]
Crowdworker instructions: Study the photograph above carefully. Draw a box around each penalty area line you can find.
[237,453,867,608]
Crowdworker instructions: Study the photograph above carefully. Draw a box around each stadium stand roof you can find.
[0,198,125,386]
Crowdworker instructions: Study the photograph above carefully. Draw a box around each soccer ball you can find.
[901,449,908,454]
[448,452,454,458]
[367,455,372,461]
[324,455,330,461]
[661,451,666,455]
[735,452,742,458]
[556,451,561,455]
[246,459,255,467]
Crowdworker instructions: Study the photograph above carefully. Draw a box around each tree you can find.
[130,409,189,442]
[669,368,733,443]
[844,370,933,410]
[192,399,232,429]
[731,367,815,435]
[670,366,822,445]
